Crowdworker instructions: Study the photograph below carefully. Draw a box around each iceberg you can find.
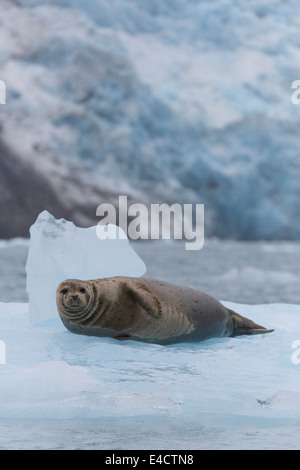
[0,218,299,448]
[0,300,300,449]
[25,210,145,324]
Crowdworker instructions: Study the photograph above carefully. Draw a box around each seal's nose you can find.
[72,294,79,300]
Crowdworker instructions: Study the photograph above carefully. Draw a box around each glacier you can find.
[0,0,300,239]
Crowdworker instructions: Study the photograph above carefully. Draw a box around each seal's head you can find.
[56,279,94,322]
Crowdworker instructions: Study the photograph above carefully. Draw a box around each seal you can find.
[56,277,274,345]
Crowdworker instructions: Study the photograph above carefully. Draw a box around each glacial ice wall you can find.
[0,0,300,239]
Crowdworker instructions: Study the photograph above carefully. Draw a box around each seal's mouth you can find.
[62,299,85,311]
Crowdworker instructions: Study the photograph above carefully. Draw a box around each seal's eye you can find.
[79,288,86,294]
[60,288,68,295]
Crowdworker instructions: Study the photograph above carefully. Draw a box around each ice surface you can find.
[0,301,300,430]
[1,229,300,448]
[25,210,145,324]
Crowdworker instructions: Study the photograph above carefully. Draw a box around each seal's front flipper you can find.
[122,281,161,319]
[228,309,274,337]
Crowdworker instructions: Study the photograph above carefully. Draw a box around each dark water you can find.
[0,239,300,304]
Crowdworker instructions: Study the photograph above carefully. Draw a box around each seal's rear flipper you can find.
[228,309,274,337]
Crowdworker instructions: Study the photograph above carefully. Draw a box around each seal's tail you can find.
[228,309,274,336]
